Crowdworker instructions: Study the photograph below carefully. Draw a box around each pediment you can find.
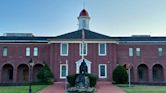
[76,58,92,65]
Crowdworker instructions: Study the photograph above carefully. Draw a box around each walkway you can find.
[96,81,126,93]
[38,82,66,93]
[38,81,126,93]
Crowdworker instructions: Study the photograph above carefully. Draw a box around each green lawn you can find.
[118,84,166,93]
[0,85,47,93]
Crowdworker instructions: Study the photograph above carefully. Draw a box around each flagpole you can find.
[65,60,68,93]
[82,29,85,61]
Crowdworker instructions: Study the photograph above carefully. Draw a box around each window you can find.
[80,43,87,56]
[158,48,163,56]
[60,64,68,79]
[129,48,133,56]
[60,43,68,56]
[2,47,8,56]
[82,20,86,28]
[26,47,30,56]
[99,43,106,56]
[136,48,140,56]
[33,47,38,56]
[99,64,107,78]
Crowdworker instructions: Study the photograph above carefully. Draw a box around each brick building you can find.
[0,9,166,84]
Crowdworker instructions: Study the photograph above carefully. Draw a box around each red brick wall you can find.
[0,43,50,83]
[51,43,116,81]
[117,44,166,83]
[1,42,166,83]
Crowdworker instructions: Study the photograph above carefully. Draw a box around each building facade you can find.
[0,9,166,84]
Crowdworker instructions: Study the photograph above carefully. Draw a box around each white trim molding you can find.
[98,43,107,56]
[60,43,69,56]
[99,64,107,78]
[49,40,118,44]
[76,58,91,74]
[60,64,68,79]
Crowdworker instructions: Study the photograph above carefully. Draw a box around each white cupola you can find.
[78,9,90,30]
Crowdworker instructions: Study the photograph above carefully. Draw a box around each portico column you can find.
[134,69,138,82]
[0,69,1,83]
[13,69,17,83]
[148,69,153,83]
[164,69,166,83]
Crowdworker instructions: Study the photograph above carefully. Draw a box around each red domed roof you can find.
[79,9,89,17]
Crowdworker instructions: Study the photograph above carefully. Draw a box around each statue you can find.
[75,59,90,88]
[80,59,88,74]
[67,59,96,93]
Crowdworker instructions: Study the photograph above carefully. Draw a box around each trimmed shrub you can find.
[113,65,128,84]
[67,73,97,87]
[67,74,79,87]
[87,74,97,87]
[37,63,54,84]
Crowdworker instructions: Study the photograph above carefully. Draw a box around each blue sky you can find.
[0,0,166,36]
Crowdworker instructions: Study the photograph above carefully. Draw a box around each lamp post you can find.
[29,58,34,93]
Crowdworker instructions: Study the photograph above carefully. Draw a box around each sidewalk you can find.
[38,81,126,93]
[38,82,66,93]
[96,81,126,93]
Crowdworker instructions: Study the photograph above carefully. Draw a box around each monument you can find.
[67,59,96,93]
[75,59,90,88]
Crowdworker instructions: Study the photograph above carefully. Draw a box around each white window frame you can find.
[158,48,163,56]
[60,43,68,56]
[33,47,38,56]
[98,43,107,56]
[98,64,107,78]
[79,43,87,56]
[136,48,140,56]
[26,47,30,56]
[129,48,133,56]
[2,47,8,56]
[60,64,68,79]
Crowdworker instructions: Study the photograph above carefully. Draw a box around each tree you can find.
[113,65,128,84]
[37,63,54,84]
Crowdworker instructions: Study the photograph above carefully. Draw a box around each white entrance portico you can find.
[76,59,92,74]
